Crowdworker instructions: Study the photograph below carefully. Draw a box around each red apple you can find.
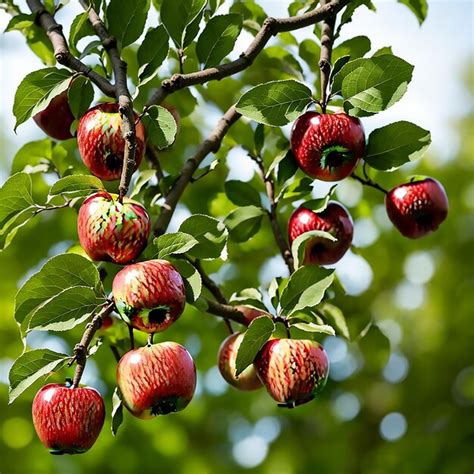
[117,342,196,419]
[33,90,74,141]
[385,177,448,239]
[218,333,262,391]
[254,338,329,407]
[288,201,353,265]
[32,383,105,454]
[77,103,146,181]
[77,191,150,264]
[234,305,272,326]
[291,111,365,181]
[112,260,186,333]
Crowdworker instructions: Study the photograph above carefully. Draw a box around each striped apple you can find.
[254,338,329,407]
[32,383,105,455]
[112,260,186,333]
[117,342,196,419]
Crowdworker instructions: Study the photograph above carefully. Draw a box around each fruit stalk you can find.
[71,301,115,388]
[351,172,388,194]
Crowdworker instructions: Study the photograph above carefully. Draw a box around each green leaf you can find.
[129,170,157,198]
[236,80,313,127]
[196,14,242,68]
[137,26,169,85]
[161,0,207,48]
[280,266,334,316]
[179,214,228,260]
[106,0,151,48]
[67,76,94,119]
[235,316,275,376]
[155,232,199,258]
[290,321,335,336]
[0,173,34,229]
[372,46,393,57]
[111,387,124,437]
[172,259,202,302]
[277,177,313,203]
[291,230,337,270]
[27,286,104,332]
[397,0,428,25]
[15,253,102,333]
[5,13,35,32]
[224,180,261,207]
[68,12,95,56]
[338,0,375,34]
[141,105,177,150]
[26,25,56,65]
[11,139,54,174]
[13,68,73,131]
[253,124,265,155]
[332,35,371,62]
[365,121,431,171]
[333,55,414,116]
[317,303,350,340]
[298,39,321,74]
[48,175,105,199]
[359,324,391,372]
[224,205,265,243]
[8,349,69,404]
[230,287,267,311]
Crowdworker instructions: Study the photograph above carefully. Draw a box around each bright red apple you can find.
[288,201,353,265]
[77,103,146,181]
[112,260,186,333]
[117,342,196,419]
[218,333,262,391]
[385,177,448,239]
[33,90,74,141]
[32,383,105,454]
[291,111,365,181]
[77,191,150,264]
[254,338,329,407]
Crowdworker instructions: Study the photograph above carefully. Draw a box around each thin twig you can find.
[351,173,388,194]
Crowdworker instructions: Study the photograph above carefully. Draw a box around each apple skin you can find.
[77,103,146,181]
[33,91,74,141]
[385,178,448,239]
[117,342,196,419]
[291,111,365,181]
[254,338,329,407]
[288,201,353,265]
[234,305,272,326]
[32,384,105,455]
[112,259,186,333]
[77,191,150,264]
[218,333,262,391]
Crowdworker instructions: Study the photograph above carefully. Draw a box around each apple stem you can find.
[147,333,154,346]
[128,325,135,350]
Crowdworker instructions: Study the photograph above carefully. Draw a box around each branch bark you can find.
[204,299,248,326]
[146,0,349,107]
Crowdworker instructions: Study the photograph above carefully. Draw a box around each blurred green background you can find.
[1,1,473,473]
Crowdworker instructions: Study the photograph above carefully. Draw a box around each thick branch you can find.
[147,0,349,107]
[80,0,137,200]
[26,0,115,97]
[318,0,337,111]
[71,301,115,388]
[153,106,241,236]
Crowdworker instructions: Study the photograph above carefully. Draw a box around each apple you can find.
[291,111,365,181]
[77,191,150,264]
[288,201,353,265]
[218,333,262,391]
[117,342,196,419]
[254,338,329,407]
[33,90,74,141]
[385,177,448,238]
[32,383,105,454]
[77,103,146,180]
[112,260,186,333]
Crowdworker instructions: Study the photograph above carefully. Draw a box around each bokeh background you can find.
[1,1,473,473]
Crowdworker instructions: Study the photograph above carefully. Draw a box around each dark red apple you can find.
[77,191,150,264]
[32,383,105,454]
[234,305,272,326]
[254,338,329,407]
[33,90,74,141]
[218,333,262,391]
[385,177,448,239]
[77,103,146,181]
[288,201,353,265]
[291,111,365,181]
[112,260,186,333]
[117,342,196,419]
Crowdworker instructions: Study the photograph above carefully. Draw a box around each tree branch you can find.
[318,0,337,112]
[26,0,115,97]
[189,258,228,305]
[153,105,241,236]
[204,299,248,326]
[351,173,388,194]
[70,301,115,388]
[146,0,349,107]
[79,0,137,201]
